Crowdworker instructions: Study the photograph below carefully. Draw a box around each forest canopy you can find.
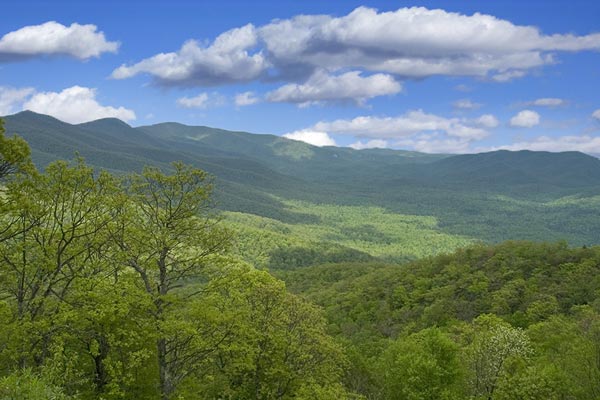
[2,120,600,400]
[0,122,352,399]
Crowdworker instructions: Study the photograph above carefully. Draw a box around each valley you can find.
[2,112,600,399]
[6,110,600,262]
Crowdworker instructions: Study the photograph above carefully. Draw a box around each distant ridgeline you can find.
[5,110,600,261]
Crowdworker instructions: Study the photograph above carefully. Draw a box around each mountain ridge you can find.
[3,110,600,245]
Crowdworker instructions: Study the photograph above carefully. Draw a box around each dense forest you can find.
[3,117,600,399]
[0,120,351,399]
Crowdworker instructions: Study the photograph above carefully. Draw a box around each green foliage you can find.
[226,201,472,269]
[494,364,568,400]
[526,308,600,399]
[378,328,463,400]
[0,155,353,399]
[281,241,600,340]
[0,118,33,180]
[280,241,600,399]
[0,369,71,400]
[180,265,351,399]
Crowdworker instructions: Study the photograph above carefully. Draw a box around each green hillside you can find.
[276,241,600,399]
[3,114,600,400]
[4,111,600,254]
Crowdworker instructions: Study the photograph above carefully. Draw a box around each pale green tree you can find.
[468,315,533,400]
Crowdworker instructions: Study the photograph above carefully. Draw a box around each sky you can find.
[1,0,599,154]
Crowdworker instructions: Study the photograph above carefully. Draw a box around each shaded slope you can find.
[426,150,600,196]
[2,112,320,221]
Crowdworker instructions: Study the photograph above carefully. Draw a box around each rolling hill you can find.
[3,110,600,254]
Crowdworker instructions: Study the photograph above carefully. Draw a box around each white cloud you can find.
[453,99,482,110]
[0,21,118,61]
[305,110,500,153]
[235,91,259,106]
[260,6,600,80]
[475,114,500,128]
[177,93,209,109]
[266,70,401,106]
[592,109,600,120]
[111,7,600,88]
[510,110,540,128]
[282,130,337,147]
[349,139,388,150]
[23,86,135,124]
[313,110,491,140]
[0,86,35,115]
[491,135,600,153]
[111,24,267,86]
[526,97,565,107]
[397,137,473,153]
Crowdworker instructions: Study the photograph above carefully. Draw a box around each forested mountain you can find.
[3,113,600,400]
[4,110,600,251]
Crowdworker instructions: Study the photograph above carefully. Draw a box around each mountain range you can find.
[4,110,600,247]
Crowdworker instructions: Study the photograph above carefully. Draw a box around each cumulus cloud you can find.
[349,139,388,150]
[260,6,600,80]
[111,24,267,86]
[0,86,35,115]
[0,21,118,61]
[591,109,600,120]
[110,7,600,90]
[23,86,135,124]
[235,91,259,106]
[313,110,492,140]
[282,130,337,147]
[491,135,600,153]
[266,70,401,106]
[526,97,565,107]
[510,110,540,128]
[475,114,500,128]
[453,99,482,110]
[303,110,500,153]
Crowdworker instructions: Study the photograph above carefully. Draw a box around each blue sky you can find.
[1,0,599,153]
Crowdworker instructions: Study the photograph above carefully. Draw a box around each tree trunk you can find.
[157,338,174,400]
[93,335,110,393]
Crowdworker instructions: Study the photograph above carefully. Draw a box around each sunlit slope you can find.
[225,200,474,268]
